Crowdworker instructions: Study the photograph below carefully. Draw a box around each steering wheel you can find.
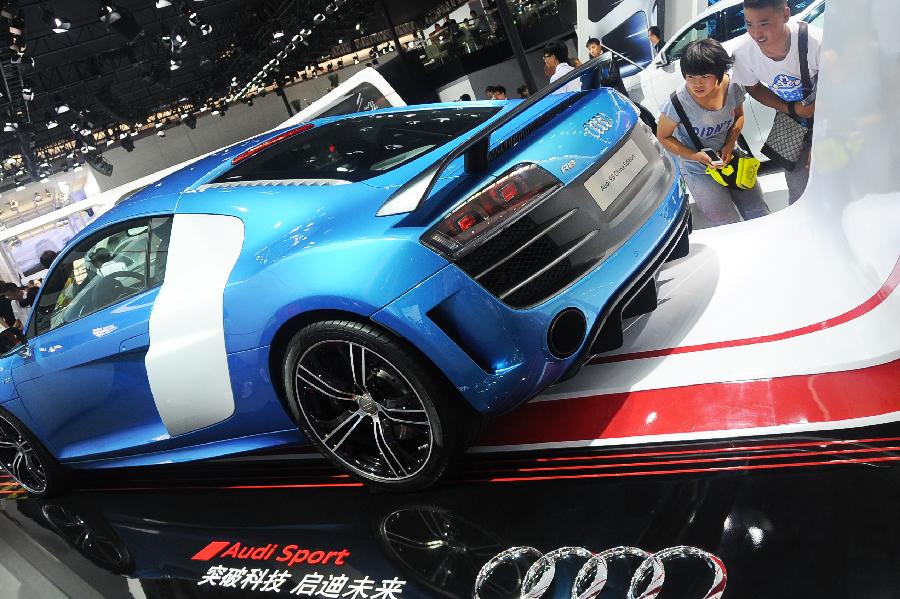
[90,271,145,309]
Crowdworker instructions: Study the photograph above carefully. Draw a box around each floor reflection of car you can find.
[14,492,513,599]
[624,0,826,156]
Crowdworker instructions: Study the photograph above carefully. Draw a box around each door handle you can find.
[120,332,150,353]
[16,344,31,359]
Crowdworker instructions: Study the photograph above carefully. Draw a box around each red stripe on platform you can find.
[481,359,900,447]
[484,455,900,483]
[226,482,364,490]
[590,256,900,365]
[530,436,900,463]
[512,445,900,473]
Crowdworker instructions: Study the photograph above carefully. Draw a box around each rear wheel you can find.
[283,319,476,491]
[0,407,65,496]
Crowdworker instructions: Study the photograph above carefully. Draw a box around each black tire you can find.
[0,406,66,496]
[283,319,476,491]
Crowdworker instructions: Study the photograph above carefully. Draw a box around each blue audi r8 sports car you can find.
[0,62,689,494]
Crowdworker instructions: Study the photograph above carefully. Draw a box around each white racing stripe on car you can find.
[146,214,244,437]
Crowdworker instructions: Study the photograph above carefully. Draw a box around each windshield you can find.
[213,107,501,184]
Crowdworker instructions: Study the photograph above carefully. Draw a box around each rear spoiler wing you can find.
[377,59,612,216]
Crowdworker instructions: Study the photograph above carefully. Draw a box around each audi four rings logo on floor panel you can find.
[584,113,615,139]
[474,545,726,599]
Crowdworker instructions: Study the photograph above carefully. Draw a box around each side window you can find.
[721,5,747,41]
[667,15,718,63]
[32,218,158,336]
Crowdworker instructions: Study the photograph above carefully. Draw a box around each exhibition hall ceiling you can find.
[0,0,451,187]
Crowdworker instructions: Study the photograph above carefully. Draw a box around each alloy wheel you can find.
[42,505,132,572]
[0,413,47,494]
[294,340,434,482]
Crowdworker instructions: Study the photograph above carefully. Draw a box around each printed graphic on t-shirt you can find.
[690,118,734,140]
[770,74,804,101]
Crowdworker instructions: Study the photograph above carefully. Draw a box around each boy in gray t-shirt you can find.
[656,39,769,227]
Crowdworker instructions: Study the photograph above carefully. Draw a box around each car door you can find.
[9,216,173,462]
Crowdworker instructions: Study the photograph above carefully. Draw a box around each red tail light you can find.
[422,163,561,259]
[231,123,315,165]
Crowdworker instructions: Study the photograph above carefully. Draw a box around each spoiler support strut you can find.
[376,59,611,217]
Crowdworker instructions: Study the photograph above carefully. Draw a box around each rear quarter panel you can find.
[175,185,448,353]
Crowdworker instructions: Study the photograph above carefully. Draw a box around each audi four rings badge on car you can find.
[474,545,726,599]
[584,113,615,139]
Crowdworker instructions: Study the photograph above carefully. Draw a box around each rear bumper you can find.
[372,177,687,416]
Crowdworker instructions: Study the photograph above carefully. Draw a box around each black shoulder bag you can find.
[669,92,760,190]
[760,21,814,170]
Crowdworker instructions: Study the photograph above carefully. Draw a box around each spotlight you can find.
[155,0,172,7]
[172,32,187,50]
[3,122,17,132]
[54,97,70,114]
[118,132,127,139]
[353,54,359,64]
[98,5,121,25]
[169,58,181,70]
[313,13,325,24]
[187,11,199,26]
[121,137,134,151]
[199,22,212,36]
[100,4,142,41]
[9,15,24,35]
[22,81,33,101]
[42,9,71,33]
[246,98,253,107]
[182,113,196,129]
[0,3,18,20]
[273,29,284,40]
[157,129,165,137]
[33,192,40,202]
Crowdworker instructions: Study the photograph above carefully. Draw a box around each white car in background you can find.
[624,0,826,156]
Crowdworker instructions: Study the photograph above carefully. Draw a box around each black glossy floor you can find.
[1,424,899,598]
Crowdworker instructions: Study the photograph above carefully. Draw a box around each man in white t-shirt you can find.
[731,0,822,204]
[543,42,581,93]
